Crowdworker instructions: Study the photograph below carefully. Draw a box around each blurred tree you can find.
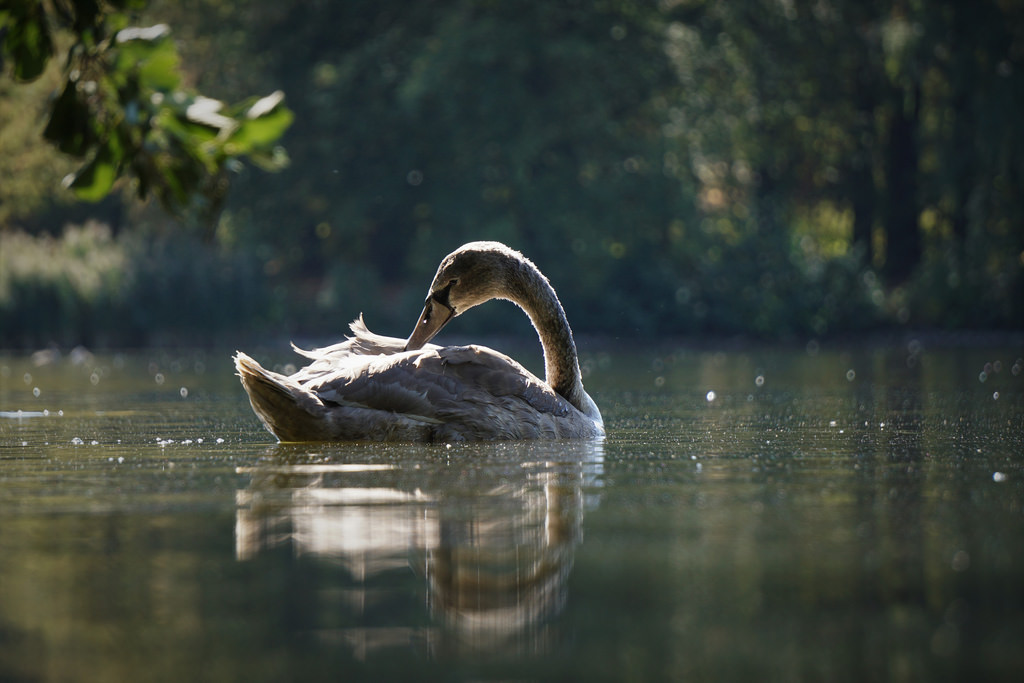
[144,0,1023,334]
[1,0,1021,345]
[672,0,1021,312]
[202,0,683,333]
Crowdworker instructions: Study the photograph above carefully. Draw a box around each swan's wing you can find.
[292,315,408,360]
[291,316,442,382]
[433,345,574,418]
[296,344,573,421]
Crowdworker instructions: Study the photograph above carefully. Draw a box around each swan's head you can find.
[404,241,522,351]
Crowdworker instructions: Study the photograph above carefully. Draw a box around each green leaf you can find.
[244,90,286,119]
[155,158,202,209]
[113,24,181,91]
[137,37,181,91]
[115,23,171,44]
[184,96,236,134]
[246,146,291,172]
[5,2,54,81]
[226,94,293,154]
[156,105,213,143]
[43,81,98,157]
[66,137,123,201]
[153,104,226,173]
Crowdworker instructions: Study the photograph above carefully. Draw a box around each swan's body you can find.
[235,241,603,442]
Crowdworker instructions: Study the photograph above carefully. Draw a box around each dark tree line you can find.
[2,0,1021,345]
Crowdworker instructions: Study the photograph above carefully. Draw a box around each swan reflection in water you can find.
[235,440,603,656]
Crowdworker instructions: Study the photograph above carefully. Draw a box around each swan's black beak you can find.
[404,297,455,351]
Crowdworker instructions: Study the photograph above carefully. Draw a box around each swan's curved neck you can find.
[505,258,587,412]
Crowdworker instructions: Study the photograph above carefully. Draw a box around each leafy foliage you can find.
[1,0,292,221]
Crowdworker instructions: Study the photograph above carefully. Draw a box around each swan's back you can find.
[235,317,603,442]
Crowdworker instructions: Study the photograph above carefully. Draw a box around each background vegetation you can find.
[2,0,1022,348]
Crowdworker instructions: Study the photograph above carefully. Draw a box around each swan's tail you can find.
[234,352,330,441]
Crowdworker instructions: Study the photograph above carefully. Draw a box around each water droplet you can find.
[846,369,856,381]
[654,376,665,387]
[993,471,1007,483]
[179,386,189,398]
[117,456,125,464]
[70,437,84,445]
[992,392,999,400]
[755,375,765,387]
[978,371,987,383]
[706,390,716,402]
[90,372,100,385]
[155,373,165,385]
[32,387,41,397]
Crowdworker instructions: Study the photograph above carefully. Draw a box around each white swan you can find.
[235,241,603,442]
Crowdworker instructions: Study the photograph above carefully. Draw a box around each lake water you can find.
[1,341,1022,681]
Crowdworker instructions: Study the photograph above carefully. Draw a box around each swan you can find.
[234,241,603,442]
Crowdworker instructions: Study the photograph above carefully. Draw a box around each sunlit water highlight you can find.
[1,343,1022,681]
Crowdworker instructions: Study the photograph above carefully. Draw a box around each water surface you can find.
[1,343,1022,681]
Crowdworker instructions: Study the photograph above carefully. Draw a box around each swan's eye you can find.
[448,278,459,287]
[431,283,454,311]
